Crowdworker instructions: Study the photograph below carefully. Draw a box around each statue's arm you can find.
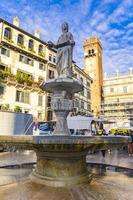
[47,40,61,49]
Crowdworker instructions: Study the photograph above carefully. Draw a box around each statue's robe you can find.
[56,32,74,77]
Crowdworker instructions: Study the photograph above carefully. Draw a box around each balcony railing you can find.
[0,70,43,92]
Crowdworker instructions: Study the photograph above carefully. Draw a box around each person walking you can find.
[128,132,133,156]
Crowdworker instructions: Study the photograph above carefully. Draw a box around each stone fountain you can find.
[0,22,131,199]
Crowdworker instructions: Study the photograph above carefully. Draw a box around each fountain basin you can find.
[40,77,83,93]
[0,135,130,187]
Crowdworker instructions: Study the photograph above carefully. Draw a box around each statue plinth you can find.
[41,76,83,135]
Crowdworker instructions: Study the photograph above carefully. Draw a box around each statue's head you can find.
[61,22,68,33]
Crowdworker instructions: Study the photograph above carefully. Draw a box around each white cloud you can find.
[0,0,132,74]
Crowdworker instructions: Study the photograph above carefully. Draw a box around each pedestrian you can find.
[128,132,133,156]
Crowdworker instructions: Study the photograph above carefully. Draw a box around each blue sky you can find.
[0,0,133,74]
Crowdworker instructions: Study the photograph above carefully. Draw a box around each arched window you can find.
[92,49,94,54]
[17,34,24,45]
[38,44,43,54]
[88,50,91,55]
[28,39,34,50]
[4,27,11,39]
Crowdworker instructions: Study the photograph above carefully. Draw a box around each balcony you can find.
[0,69,43,92]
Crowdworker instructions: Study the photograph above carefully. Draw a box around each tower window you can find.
[92,49,94,54]
[88,50,91,55]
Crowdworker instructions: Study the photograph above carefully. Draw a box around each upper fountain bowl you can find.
[40,77,83,94]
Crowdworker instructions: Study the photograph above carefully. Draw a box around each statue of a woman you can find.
[48,22,75,77]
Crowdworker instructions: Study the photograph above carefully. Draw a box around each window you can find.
[49,55,52,61]
[19,55,25,62]
[39,63,45,70]
[47,96,51,107]
[92,49,94,54]
[38,44,43,54]
[88,50,91,54]
[28,39,33,49]
[38,95,43,106]
[38,112,43,120]
[80,89,84,96]
[110,87,114,93]
[87,91,90,99]
[0,86,4,96]
[49,70,54,79]
[80,77,83,83]
[1,47,10,57]
[73,73,77,79]
[27,58,33,66]
[123,86,127,93]
[47,110,53,121]
[16,90,30,104]
[53,57,56,63]
[4,27,11,39]
[74,99,79,108]
[81,101,84,109]
[87,82,90,87]
[19,55,34,66]
[87,103,91,111]
[17,34,24,45]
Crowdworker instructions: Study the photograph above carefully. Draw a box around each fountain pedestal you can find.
[41,77,83,135]
[31,146,91,187]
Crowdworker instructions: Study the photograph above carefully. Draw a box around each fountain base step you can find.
[31,171,92,187]
[30,150,92,187]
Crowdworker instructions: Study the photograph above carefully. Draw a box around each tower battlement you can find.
[83,37,102,49]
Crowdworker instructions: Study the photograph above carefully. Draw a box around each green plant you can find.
[38,52,45,57]
[0,68,13,79]
[17,43,26,49]
[4,36,14,43]
[16,71,33,86]
[23,73,33,86]
[14,105,21,112]
[16,71,24,84]
[28,48,36,54]
[1,104,10,111]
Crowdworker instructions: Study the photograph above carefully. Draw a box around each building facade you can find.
[0,17,92,121]
[83,37,103,116]
[101,69,133,126]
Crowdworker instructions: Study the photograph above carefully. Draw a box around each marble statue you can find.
[48,22,75,77]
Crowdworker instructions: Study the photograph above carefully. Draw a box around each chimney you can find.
[129,67,132,75]
[116,69,119,77]
[104,72,107,78]
[13,16,20,27]
[34,29,40,38]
